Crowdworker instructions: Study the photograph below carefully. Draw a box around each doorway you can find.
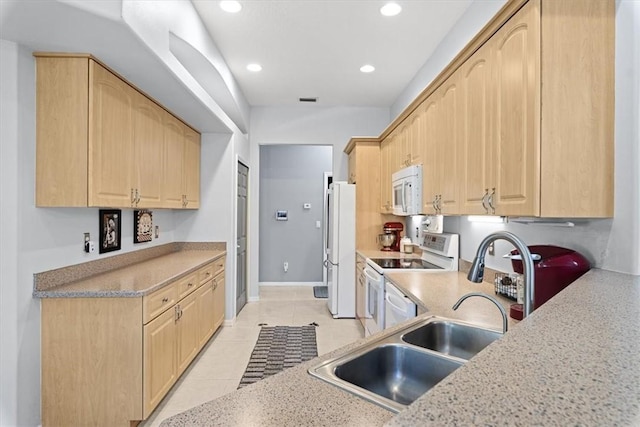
[236,161,248,315]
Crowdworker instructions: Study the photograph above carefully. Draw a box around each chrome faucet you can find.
[467,231,535,318]
[452,292,508,333]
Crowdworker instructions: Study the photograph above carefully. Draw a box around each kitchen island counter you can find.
[161,269,640,426]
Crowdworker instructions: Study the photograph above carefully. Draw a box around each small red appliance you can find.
[509,245,590,319]
[383,222,404,252]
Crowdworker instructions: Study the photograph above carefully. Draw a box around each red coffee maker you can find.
[383,222,404,252]
[508,245,590,319]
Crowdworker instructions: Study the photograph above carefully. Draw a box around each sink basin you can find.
[311,343,463,412]
[334,344,463,407]
[308,316,504,412]
[402,320,502,360]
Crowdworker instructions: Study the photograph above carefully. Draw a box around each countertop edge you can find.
[33,250,226,298]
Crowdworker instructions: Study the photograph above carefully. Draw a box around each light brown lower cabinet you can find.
[41,258,226,426]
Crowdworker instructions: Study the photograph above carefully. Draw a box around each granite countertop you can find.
[387,269,640,426]
[162,268,640,426]
[33,249,226,298]
[384,270,518,331]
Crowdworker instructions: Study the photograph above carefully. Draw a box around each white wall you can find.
[0,41,182,426]
[391,0,507,119]
[248,106,390,301]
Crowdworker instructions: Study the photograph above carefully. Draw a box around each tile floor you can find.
[141,286,364,426]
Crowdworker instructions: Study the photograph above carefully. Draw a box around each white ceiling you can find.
[192,0,473,107]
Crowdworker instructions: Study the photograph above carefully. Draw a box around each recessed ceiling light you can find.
[360,64,375,73]
[220,1,242,13]
[380,2,402,17]
[247,63,262,72]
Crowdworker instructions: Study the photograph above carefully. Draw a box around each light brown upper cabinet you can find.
[459,1,539,216]
[379,137,391,213]
[419,71,461,216]
[132,91,165,208]
[460,42,493,215]
[346,138,383,249]
[458,0,613,217]
[35,53,201,209]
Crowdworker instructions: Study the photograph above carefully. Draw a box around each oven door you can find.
[392,178,408,216]
[364,266,385,336]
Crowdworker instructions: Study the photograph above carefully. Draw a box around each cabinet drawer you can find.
[210,256,225,278]
[176,272,199,301]
[143,284,178,324]
[198,263,215,285]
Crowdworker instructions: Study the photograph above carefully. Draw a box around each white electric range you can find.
[363,232,459,336]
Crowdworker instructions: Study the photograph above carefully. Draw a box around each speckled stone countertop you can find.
[387,269,640,426]
[161,269,640,426]
[384,270,518,331]
[33,249,226,298]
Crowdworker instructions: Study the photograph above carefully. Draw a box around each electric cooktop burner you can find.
[368,258,443,270]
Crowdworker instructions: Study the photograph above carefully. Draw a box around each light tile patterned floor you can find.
[141,286,364,427]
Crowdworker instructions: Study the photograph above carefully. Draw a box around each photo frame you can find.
[134,210,153,244]
[99,209,121,254]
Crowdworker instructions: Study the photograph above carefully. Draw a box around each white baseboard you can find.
[223,318,236,327]
[247,296,260,302]
[259,281,324,287]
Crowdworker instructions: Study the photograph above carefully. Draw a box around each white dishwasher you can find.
[384,281,417,329]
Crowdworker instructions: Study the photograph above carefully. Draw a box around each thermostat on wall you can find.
[276,210,288,221]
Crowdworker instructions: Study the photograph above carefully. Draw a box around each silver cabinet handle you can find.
[488,188,496,214]
[162,297,169,303]
[481,189,489,213]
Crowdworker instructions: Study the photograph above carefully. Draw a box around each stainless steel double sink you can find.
[308,316,503,412]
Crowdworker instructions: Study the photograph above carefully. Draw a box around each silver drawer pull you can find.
[188,282,194,287]
[162,297,169,303]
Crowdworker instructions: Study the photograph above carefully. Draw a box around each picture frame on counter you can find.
[134,210,153,244]
[99,209,121,254]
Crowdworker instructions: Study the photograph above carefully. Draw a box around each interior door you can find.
[236,162,248,315]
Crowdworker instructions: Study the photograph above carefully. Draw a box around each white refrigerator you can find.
[324,182,356,318]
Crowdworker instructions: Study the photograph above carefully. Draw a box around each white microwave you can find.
[392,165,422,216]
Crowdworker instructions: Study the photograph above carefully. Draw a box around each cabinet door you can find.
[421,97,438,214]
[88,61,134,207]
[163,113,185,208]
[143,307,177,418]
[132,93,164,208]
[379,138,392,213]
[491,0,540,216]
[183,127,201,209]
[397,123,410,168]
[435,74,460,215]
[176,290,200,375]
[460,43,493,215]
[213,272,226,331]
[408,110,422,166]
[389,131,402,173]
[196,279,215,348]
[348,151,356,184]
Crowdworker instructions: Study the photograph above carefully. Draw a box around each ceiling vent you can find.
[299,97,318,103]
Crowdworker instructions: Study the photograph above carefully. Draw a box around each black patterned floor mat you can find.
[238,325,318,389]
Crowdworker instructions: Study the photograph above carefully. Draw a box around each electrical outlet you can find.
[84,233,90,253]
[155,226,160,238]
[283,262,289,272]
[488,242,495,256]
